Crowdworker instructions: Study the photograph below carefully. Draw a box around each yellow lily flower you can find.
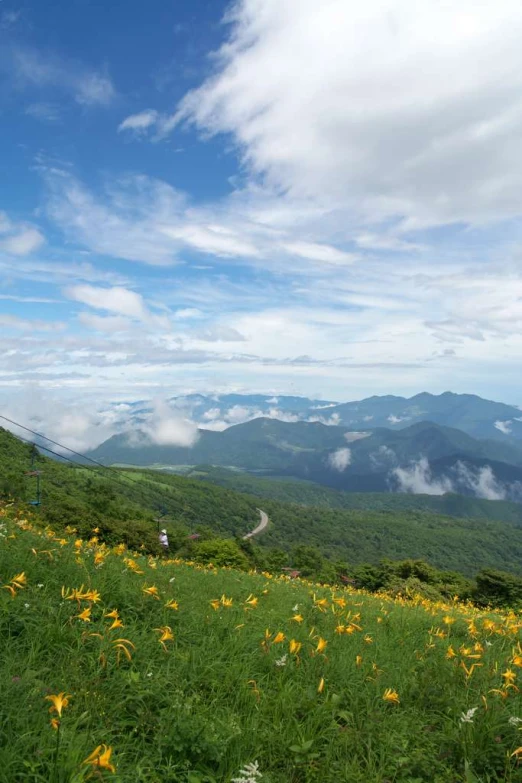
[273,632,286,644]
[291,614,304,624]
[289,639,302,655]
[382,688,400,705]
[142,585,160,599]
[45,692,71,717]
[104,609,119,619]
[315,637,328,655]
[11,572,27,588]
[154,625,174,643]
[75,607,92,622]
[165,599,179,610]
[83,744,116,774]
[317,677,325,693]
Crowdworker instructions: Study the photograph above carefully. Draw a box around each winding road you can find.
[243,509,269,540]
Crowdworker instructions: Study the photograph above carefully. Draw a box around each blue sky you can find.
[2,0,522,444]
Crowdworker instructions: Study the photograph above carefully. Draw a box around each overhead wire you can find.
[0,414,171,514]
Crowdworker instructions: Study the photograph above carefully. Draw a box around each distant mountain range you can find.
[107,390,522,443]
[88,414,522,503]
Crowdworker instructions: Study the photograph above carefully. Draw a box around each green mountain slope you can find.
[0,427,259,545]
[88,417,522,479]
[188,466,522,524]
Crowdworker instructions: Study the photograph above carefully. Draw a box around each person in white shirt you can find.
[159,528,169,553]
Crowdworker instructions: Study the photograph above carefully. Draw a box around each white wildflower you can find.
[485,640,493,647]
[292,604,299,612]
[232,760,263,783]
[24,603,30,609]
[147,672,153,678]
[460,707,478,724]
[509,716,522,725]
[169,577,175,583]
[275,654,288,667]
[37,583,44,589]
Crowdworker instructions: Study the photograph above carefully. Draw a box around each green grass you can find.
[3,503,522,782]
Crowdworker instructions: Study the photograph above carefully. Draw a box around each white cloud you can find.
[78,313,134,333]
[387,414,407,425]
[65,285,149,320]
[454,462,506,501]
[172,0,522,229]
[281,241,356,266]
[118,110,159,134]
[392,457,453,495]
[7,45,115,107]
[140,399,199,447]
[0,314,65,332]
[0,211,44,256]
[2,392,119,452]
[344,431,371,443]
[0,227,45,256]
[25,102,61,123]
[174,308,204,320]
[494,420,512,435]
[328,447,351,472]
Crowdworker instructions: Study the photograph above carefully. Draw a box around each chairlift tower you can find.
[25,444,42,506]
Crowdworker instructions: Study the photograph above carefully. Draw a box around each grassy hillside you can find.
[191,466,522,524]
[0,427,259,544]
[3,503,522,782]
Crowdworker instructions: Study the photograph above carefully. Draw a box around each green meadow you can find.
[3,502,522,782]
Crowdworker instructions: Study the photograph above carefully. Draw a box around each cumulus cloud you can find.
[391,455,522,502]
[495,420,512,435]
[388,414,407,425]
[139,400,199,447]
[171,0,522,230]
[328,447,352,472]
[392,457,453,495]
[454,462,506,501]
[2,392,119,452]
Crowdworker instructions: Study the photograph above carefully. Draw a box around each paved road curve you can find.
[243,509,269,540]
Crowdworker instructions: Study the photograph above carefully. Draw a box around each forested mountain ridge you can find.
[189,466,522,524]
[87,417,522,500]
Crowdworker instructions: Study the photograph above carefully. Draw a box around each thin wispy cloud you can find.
[4,44,115,106]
